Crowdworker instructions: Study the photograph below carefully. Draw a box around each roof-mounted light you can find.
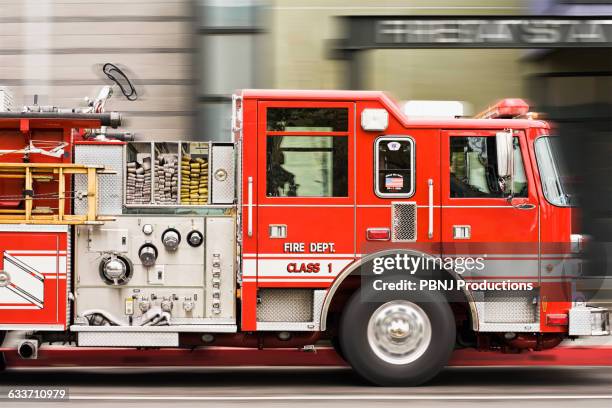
[361,108,389,131]
[474,98,529,119]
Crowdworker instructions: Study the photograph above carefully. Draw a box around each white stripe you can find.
[257,204,354,208]
[242,259,256,277]
[7,250,67,255]
[244,253,355,259]
[243,279,333,283]
[0,225,68,233]
[243,204,520,209]
[258,259,353,277]
[68,395,612,401]
[0,305,39,309]
[5,255,66,273]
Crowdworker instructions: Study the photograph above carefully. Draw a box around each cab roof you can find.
[240,89,550,130]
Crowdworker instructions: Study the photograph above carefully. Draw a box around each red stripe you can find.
[2,346,611,368]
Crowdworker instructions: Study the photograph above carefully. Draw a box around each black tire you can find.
[0,331,6,372]
[339,288,455,386]
[330,336,345,361]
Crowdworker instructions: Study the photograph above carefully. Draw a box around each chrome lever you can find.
[515,203,535,210]
[428,178,433,239]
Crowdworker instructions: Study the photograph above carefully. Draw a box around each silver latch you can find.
[269,224,287,239]
[453,225,471,239]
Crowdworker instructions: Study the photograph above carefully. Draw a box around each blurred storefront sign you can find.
[337,16,612,51]
[374,18,612,47]
[332,15,612,88]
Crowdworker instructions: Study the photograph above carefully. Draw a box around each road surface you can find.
[0,366,611,407]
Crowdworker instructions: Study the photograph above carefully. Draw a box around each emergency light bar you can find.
[474,98,529,119]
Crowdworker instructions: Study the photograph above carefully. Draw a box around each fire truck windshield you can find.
[534,136,574,207]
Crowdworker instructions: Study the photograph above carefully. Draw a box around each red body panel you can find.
[0,227,68,329]
[240,89,570,334]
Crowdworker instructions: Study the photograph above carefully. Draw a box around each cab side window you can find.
[267,136,348,197]
[450,136,527,198]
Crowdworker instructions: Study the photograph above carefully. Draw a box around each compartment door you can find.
[256,101,356,289]
[0,226,67,330]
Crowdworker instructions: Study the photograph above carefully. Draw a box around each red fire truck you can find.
[0,88,608,386]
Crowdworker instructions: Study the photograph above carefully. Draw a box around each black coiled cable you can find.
[102,63,138,101]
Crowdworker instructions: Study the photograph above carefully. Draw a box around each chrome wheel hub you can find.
[367,300,432,365]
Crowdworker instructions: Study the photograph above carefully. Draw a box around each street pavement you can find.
[0,365,611,407]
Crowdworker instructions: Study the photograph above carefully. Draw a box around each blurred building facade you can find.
[0,0,197,139]
[0,0,609,141]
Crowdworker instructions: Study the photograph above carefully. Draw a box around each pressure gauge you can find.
[142,224,154,235]
[161,228,181,251]
[187,230,204,247]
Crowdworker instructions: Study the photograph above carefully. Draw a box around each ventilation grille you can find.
[392,202,417,242]
[257,289,314,322]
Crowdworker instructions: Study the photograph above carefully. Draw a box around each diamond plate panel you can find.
[77,331,178,347]
[569,306,594,336]
[211,144,235,204]
[483,291,538,323]
[73,144,123,215]
[257,289,313,322]
[392,202,417,242]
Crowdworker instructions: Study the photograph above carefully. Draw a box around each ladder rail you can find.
[0,162,113,225]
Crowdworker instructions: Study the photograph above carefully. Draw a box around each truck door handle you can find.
[515,203,535,210]
[428,179,434,239]
[247,176,253,237]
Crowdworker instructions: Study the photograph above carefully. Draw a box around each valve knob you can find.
[161,228,181,251]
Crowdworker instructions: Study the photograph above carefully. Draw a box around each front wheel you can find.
[339,288,455,386]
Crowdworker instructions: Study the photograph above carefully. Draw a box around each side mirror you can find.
[495,130,514,179]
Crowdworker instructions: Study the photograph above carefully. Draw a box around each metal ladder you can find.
[0,162,114,225]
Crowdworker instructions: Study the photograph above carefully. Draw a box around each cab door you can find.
[256,101,356,288]
[441,130,540,283]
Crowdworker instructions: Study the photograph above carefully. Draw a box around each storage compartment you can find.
[153,142,179,205]
[125,142,153,205]
[124,141,234,208]
[210,143,235,204]
[0,225,69,330]
[180,142,209,205]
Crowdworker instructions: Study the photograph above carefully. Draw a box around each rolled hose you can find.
[81,307,171,327]
[81,309,125,326]
[0,111,121,128]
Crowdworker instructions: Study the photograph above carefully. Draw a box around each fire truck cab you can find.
[0,89,609,386]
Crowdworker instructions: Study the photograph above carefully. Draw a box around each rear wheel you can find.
[339,288,455,386]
